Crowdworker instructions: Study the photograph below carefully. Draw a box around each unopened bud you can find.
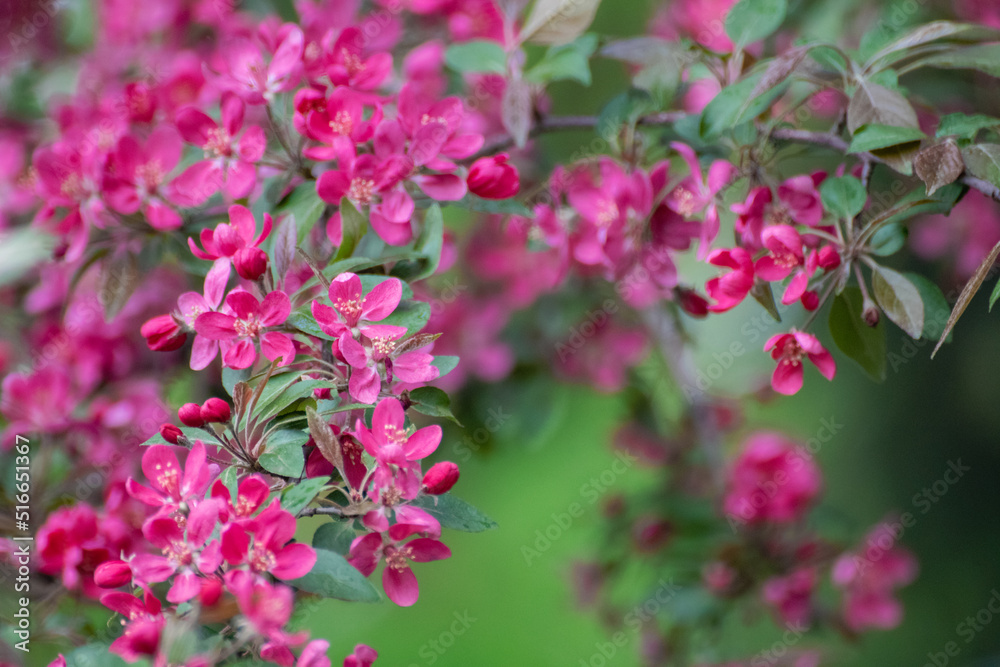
[159,423,183,444]
[95,560,132,588]
[422,461,460,494]
[178,403,205,427]
[201,397,232,423]
[140,314,187,352]
[234,247,269,281]
[863,302,880,327]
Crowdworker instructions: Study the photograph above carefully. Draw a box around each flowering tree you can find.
[2,0,1000,665]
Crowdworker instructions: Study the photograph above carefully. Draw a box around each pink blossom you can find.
[126,440,216,512]
[102,590,165,662]
[665,143,736,257]
[343,644,378,667]
[312,273,402,338]
[211,474,271,524]
[355,397,443,466]
[348,525,451,607]
[762,568,817,627]
[467,153,519,199]
[219,25,304,103]
[778,173,826,227]
[104,128,184,230]
[723,432,822,524]
[176,258,231,370]
[220,499,317,580]
[422,461,460,494]
[705,248,755,313]
[195,290,295,369]
[37,504,132,597]
[302,87,383,158]
[172,93,266,204]
[764,331,836,396]
[325,27,394,90]
[188,205,273,262]
[338,325,407,404]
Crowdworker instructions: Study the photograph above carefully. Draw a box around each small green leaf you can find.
[820,176,867,219]
[961,144,1000,188]
[444,40,507,74]
[431,355,460,378]
[409,494,498,532]
[313,520,357,556]
[380,300,431,335]
[914,43,1000,78]
[408,386,461,425]
[725,0,787,47]
[848,123,925,153]
[525,34,597,86]
[700,73,787,141]
[906,273,951,340]
[991,278,1000,312]
[871,265,925,339]
[280,183,326,242]
[289,548,381,601]
[334,199,368,262]
[223,366,252,396]
[287,310,336,341]
[281,477,329,516]
[869,222,907,257]
[255,379,328,423]
[451,194,532,217]
[936,112,1000,139]
[598,88,655,142]
[391,204,443,282]
[828,286,887,381]
[258,430,308,478]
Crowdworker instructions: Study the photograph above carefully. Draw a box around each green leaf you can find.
[869,222,906,257]
[598,88,655,142]
[334,199,368,262]
[819,176,867,219]
[254,379,329,424]
[432,355,460,378]
[451,194,532,217]
[700,73,787,141]
[223,366,252,396]
[936,112,1000,139]
[287,310,336,341]
[380,299,431,335]
[408,386,461,425]
[0,228,54,287]
[217,465,240,499]
[280,183,326,242]
[63,643,129,667]
[289,548,381,601]
[724,0,787,47]
[258,430,308,478]
[281,477,330,516]
[359,274,414,299]
[409,493,498,532]
[312,520,357,556]
[391,204,443,282]
[990,278,1000,312]
[906,273,951,340]
[961,144,1000,188]
[828,286,887,381]
[525,34,597,86]
[865,21,1000,69]
[871,265,924,339]
[444,40,507,74]
[914,43,1000,78]
[848,123,925,153]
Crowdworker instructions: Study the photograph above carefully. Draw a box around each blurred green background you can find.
[298,1,1000,665]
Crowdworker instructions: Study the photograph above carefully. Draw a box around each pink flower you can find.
[348,525,451,607]
[705,248,755,313]
[188,205,273,262]
[37,504,129,597]
[325,27,394,90]
[173,94,266,204]
[126,440,216,512]
[195,290,295,369]
[467,153,519,199]
[102,590,165,662]
[832,521,918,631]
[754,225,818,307]
[764,331,836,395]
[104,128,184,230]
[355,397,442,467]
[211,474,271,524]
[723,432,822,524]
[220,499,317,581]
[225,570,305,645]
[731,186,772,252]
[176,258,231,370]
[665,143,736,257]
[778,173,826,227]
[302,87,383,158]
[219,25,304,104]
[422,461,460,495]
[338,326,407,404]
[762,568,816,627]
[343,644,378,667]
[312,273,402,338]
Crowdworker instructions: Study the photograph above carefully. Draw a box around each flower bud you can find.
[201,397,232,423]
[467,153,520,200]
[863,303,880,327]
[159,423,183,444]
[677,288,709,318]
[140,314,187,352]
[178,403,205,427]
[631,515,673,554]
[95,560,132,588]
[422,461,460,494]
[233,247,269,281]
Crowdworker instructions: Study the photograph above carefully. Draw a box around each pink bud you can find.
[467,153,519,200]
[178,403,205,427]
[631,515,673,553]
[94,560,132,588]
[677,288,709,318]
[159,423,183,444]
[201,397,232,423]
[140,314,187,352]
[200,577,223,606]
[422,461,460,494]
[233,247,269,281]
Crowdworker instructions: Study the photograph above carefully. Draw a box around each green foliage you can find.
[724,0,787,47]
[819,176,867,219]
[444,40,507,74]
[289,548,381,601]
[526,34,597,86]
[258,430,308,477]
[828,287,887,381]
[313,520,357,555]
[407,386,461,425]
[871,265,924,339]
[409,493,499,532]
